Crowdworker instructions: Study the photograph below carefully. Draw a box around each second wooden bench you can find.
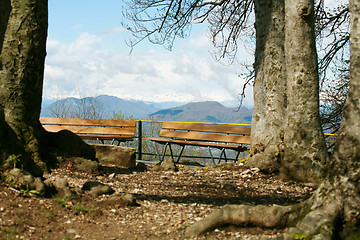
[40,117,136,145]
[147,122,251,164]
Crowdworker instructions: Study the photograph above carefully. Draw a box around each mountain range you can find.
[150,101,252,123]
[41,95,253,123]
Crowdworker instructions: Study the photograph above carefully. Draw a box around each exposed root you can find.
[285,202,341,240]
[185,203,303,236]
[185,180,360,239]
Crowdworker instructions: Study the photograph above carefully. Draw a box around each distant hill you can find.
[150,101,253,123]
[41,95,160,119]
[41,96,253,123]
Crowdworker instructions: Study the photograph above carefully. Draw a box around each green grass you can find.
[1,226,18,240]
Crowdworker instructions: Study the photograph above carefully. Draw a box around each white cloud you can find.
[44,32,254,107]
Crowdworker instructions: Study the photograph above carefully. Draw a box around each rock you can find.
[67,229,77,234]
[5,168,46,195]
[70,157,99,174]
[152,158,178,172]
[245,153,279,174]
[47,130,96,160]
[53,177,75,198]
[82,181,115,196]
[104,193,140,207]
[135,162,147,171]
[54,177,69,189]
[92,144,136,168]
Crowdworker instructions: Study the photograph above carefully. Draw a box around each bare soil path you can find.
[0,162,314,240]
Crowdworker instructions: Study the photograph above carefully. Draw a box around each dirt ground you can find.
[0,161,315,240]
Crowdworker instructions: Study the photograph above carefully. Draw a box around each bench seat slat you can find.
[43,125,135,136]
[162,122,251,135]
[40,117,136,127]
[147,137,248,150]
[159,129,251,145]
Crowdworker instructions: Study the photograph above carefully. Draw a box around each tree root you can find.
[185,181,358,239]
[185,203,302,236]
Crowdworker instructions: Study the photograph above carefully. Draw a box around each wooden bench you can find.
[147,122,251,164]
[40,117,136,145]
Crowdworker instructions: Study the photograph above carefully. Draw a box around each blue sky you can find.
[44,0,255,107]
[44,0,343,108]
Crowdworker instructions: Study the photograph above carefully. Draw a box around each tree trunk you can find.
[0,0,10,54]
[0,0,48,176]
[282,0,328,183]
[0,0,23,167]
[249,0,327,183]
[186,0,360,238]
[249,0,286,173]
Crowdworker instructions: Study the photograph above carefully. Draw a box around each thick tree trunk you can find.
[0,0,23,166]
[282,0,328,183]
[0,0,10,54]
[330,0,360,182]
[186,0,360,238]
[249,0,286,173]
[0,0,48,176]
[250,0,327,183]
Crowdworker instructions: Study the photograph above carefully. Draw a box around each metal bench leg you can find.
[152,142,162,162]
[168,143,175,160]
[176,145,186,163]
[208,146,215,165]
[160,143,170,162]
[223,150,228,162]
[218,148,226,164]
[235,150,241,162]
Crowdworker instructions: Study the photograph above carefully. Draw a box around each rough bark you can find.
[282,0,328,183]
[0,0,23,166]
[185,203,305,236]
[248,0,286,173]
[330,0,360,183]
[249,0,328,183]
[0,0,48,176]
[0,0,11,54]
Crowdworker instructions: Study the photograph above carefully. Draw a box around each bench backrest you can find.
[159,122,251,145]
[40,117,136,137]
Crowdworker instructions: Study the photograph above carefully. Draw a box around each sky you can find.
[44,0,255,108]
[44,0,344,108]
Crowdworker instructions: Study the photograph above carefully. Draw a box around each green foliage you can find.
[54,198,71,208]
[294,234,309,239]
[238,156,250,163]
[348,231,360,240]
[54,199,99,215]
[73,204,89,213]
[1,226,17,240]
[7,154,22,169]
[20,184,41,196]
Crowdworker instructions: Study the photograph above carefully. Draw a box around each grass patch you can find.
[1,226,18,240]
[53,198,71,208]
[73,204,88,213]
[73,204,100,216]
[42,207,56,219]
